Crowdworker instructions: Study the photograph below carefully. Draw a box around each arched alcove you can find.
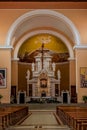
[13,30,74,59]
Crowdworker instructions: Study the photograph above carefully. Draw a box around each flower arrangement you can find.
[82,95,87,103]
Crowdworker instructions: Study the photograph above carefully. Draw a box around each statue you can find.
[38,61,41,71]
[52,62,55,71]
[26,69,30,81]
[57,70,61,79]
[32,62,35,71]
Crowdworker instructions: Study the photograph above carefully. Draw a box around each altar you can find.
[26,50,61,101]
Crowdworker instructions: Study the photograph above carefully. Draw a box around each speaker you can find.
[63,92,68,103]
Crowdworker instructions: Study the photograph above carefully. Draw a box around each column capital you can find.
[73,45,87,49]
[0,45,13,49]
[68,57,75,61]
[11,58,19,61]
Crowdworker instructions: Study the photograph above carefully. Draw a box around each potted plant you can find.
[0,94,3,103]
[82,95,87,103]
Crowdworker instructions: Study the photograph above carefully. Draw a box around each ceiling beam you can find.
[0,2,87,9]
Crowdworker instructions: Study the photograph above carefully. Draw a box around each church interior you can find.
[0,1,87,130]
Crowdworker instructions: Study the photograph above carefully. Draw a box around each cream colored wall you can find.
[76,49,87,103]
[0,49,11,103]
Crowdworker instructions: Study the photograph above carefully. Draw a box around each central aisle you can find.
[18,111,70,130]
[21,111,58,126]
[7,104,71,130]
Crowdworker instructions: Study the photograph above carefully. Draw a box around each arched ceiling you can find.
[6,10,80,46]
[14,15,73,43]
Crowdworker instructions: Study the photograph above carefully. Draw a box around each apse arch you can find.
[13,30,74,59]
[5,9,80,47]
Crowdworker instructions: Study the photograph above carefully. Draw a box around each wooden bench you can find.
[56,106,87,130]
[66,112,87,130]
[0,106,28,130]
[0,113,8,130]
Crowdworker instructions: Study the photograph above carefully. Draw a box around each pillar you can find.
[68,58,76,95]
[11,58,19,97]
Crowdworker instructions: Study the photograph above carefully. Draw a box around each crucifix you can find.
[39,36,51,69]
[41,42,44,69]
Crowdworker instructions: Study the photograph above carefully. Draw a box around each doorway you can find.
[41,91,46,97]
[11,86,16,103]
[19,92,25,104]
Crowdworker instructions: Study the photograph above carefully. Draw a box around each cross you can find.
[38,36,51,69]
[41,42,44,69]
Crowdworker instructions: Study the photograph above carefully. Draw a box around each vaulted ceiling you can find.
[10,10,78,59]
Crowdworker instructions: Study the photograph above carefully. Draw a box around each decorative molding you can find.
[68,57,75,61]
[56,61,69,65]
[11,58,19,61]
[0,2,87,9]
[18,62,31,65]
[0,46,13,49]
[73,45,87,49]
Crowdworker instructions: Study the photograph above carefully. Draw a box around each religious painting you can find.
[80,67,87,88]
[40,79,47,88]
[0,68,6,88]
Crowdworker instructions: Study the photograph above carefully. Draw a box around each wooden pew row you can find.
[7,106,28,125]
[61,107,87,130]
[0,106,28,130]
[0,114,8,130]
[57,106,87,126]
[57,108,87,130]
[56,106,87,130]
[66,112,87,130]
[56,106,84,125]
[81,122,87,130]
